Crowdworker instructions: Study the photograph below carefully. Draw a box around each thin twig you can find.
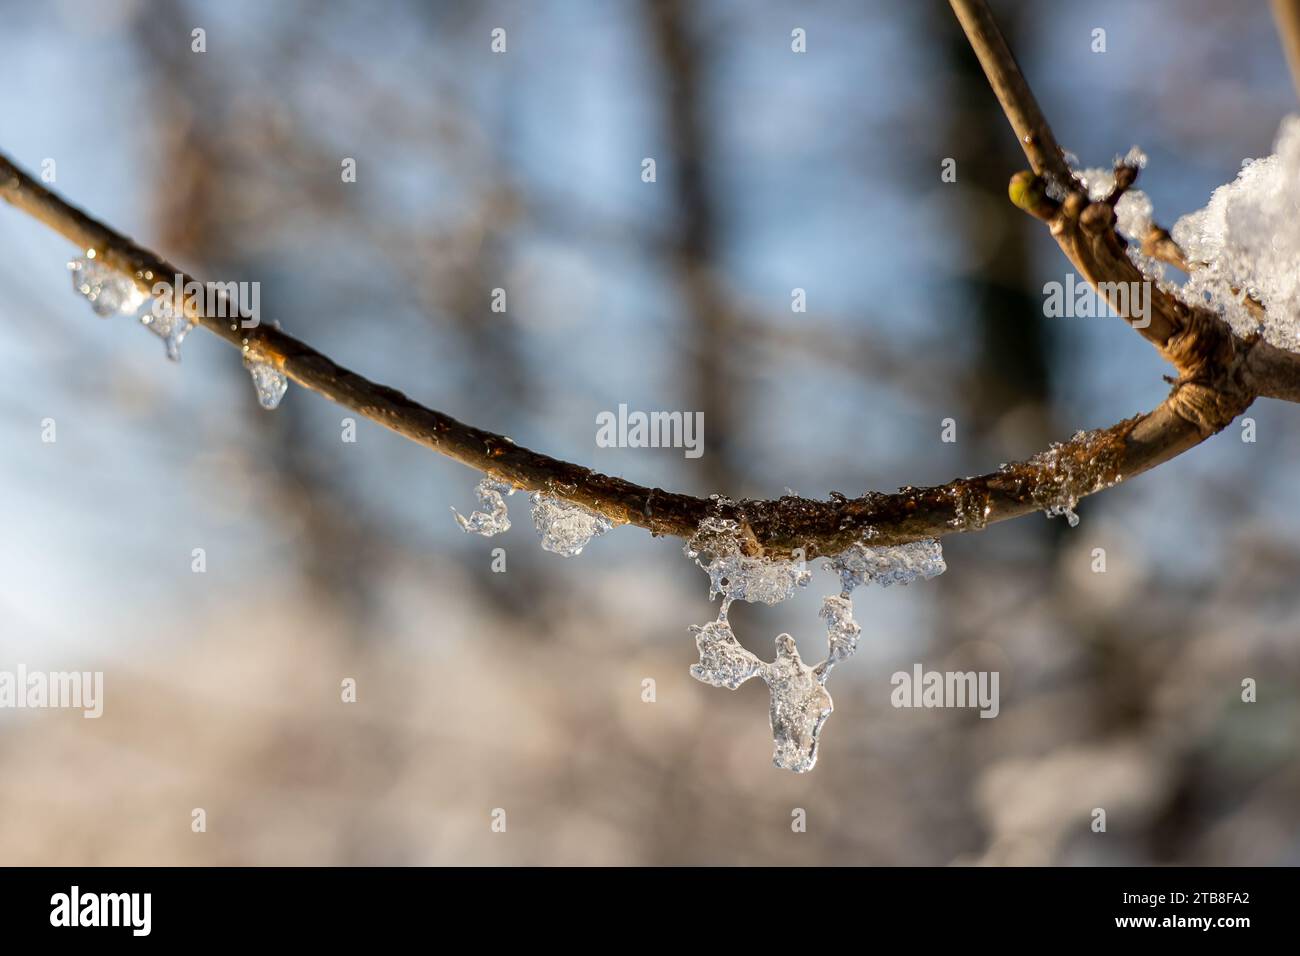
[0,151,1224,558]
[1140,225,1190,273]
[953,0,1300,434]
[4,0,1299,560]
[947,0,1075,186]
[1273,0,1300,102]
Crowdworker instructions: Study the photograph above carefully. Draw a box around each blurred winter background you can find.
[0,0,1298,865]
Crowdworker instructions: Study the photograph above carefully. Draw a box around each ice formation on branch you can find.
[816,538,945,684]
[69,254,196,361]
[689,617,763,689]
[684,518,944,772]
[244,355,288,409]
[1067,149,1168,279]
[817,595,859,671]
[1013,426,1127,528]
[68,255,293,394]
[1075,156,1153,243]
[530,493,612,556]
[139,300,194,362]
[825,539,948,593]
[452,477,514,536]
[685,516,811,607]
[1172,115,1300,350]
[766,634,834,772]
[68,253,146,317]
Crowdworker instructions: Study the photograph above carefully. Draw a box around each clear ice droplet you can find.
[244,356,287,409]
[529,493,612,556]
[452,477,513,536]
[689,618,763,690]
[767,634,834,773]
[139,299,194,362]
[1045,504,1081,528]
[818,594,860,671]
[68,255,146,317]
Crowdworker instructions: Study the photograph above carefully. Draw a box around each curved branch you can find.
[0,151,1228,559]
[12,0,1300,564]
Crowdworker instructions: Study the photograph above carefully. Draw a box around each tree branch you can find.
[0,151,1211,558]
[1273,0,1300,102]
[953,0,1300,433]
[947,0,1075,187]
[4,0,1298,561]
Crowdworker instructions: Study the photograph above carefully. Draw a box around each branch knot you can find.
[1162,307,1257,435]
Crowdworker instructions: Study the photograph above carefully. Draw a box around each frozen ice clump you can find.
[817,594,860,671]
[1172,115,1300,349]
[1074,167,1113,202]
[68,254,146,317]
[69,255,198,360]
[825,539,947,594]
[689,618,763,690]
[1044,503,1080,528]
[1017,428,1127,528]
[69,256,199,360]
[139,299,194,362]
[529,493,612,556]
[683,516,811,609]
[687,622,832,772]
[1115,189,1153,244]
[766,634,834,773]
[1120,146,1148,170]
[452,477,513,536]
[244,355,288,409]
[1066,150,1164,277]
[684,516,944,772]
[812,538,945,680]
[1074,167,1152,242]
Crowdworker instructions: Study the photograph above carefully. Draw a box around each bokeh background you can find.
[1,0,1298,865]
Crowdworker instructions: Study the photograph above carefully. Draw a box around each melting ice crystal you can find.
[766,635,834,774]
[687,621,828,773]
[449,482,612,553]
[817,594,860,671]
[684,517,944,772]
[68,255,145,317]
[68,254,195,362]
[68,255,289,390]
[825,539,947,593]
[452,477,513,536]
[244,356,288,410]
[684,517,811,608]
[530,493,612,556]
[140,300,193,362]
[689,618,763,690]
